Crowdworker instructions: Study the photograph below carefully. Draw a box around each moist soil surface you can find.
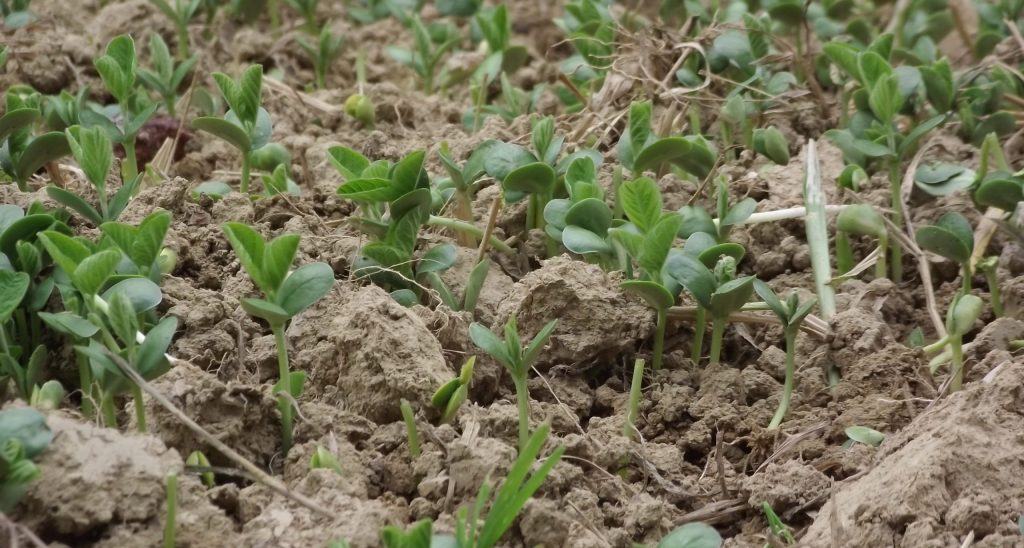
[3,1,1024,547]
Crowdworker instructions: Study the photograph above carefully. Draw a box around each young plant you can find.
[163,472,178,548]
[752,126,790,165]
[623,358,644,441]
[915,212,974,294]
[762,502,797,545]
[835,204,889,280]
[473,5,528,76]
[0,89,71,191]
[310,445,343,474]
[432,356,475,424]
[137,33,198,117]
[192,64,270,194]
[100,209,173,283]
[386,15,459,94]
[469,316,557,451]
[544,157,619,270]
[89,35,159,181]
[436,142,488,245]
[400,398,421,459]
[42,88,89,132]
[754,281,816,430]
[296,24,343,90]
[150,0,201,59]
[284,0,318,32]
[222,222,334,454]
[344,51,376,128]
[47,125,139,226]
[0,408,53,512]
[657,523,723,548]
[668,254,755,366]
[945,293,982,392]
[677,177,756,244]
[618,100,716,180]
[381,519,434,548]
[976,257,1003,317]
[260,164,301,197]
[186,450,215,487]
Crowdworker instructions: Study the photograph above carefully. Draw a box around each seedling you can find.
[192,64,271,194]
[623,358,644,441]
[419,249,490,314]
[668,254,755,366]
[432,356,475,424]
[150,0,201,59]
[88,35,159,181]
[296,24,343,90]
[976,257,1003,317]
[0,408,53,512]
[100,209,173,283]
[752,126,790,165]
[43,88,89,132]
[618,100,716,180]
[47,125,139,226]
[915,212,974,294]
[137,33,197,117]
[260,164,300,197]
[222,222,334,454]
[186,450,215,487]
[544,156,619,269]
[945,293,982,392]
[380,519,434,548]
[754,281,816,430]
[400,398,421,459]
[387,16,458,94]
[163,472,177,548]
[348,0,422,25]
[284,0,318,33]
[762,502,797,545]
[473,5,528,76]
[835,204,888,280]
[436,142,488,244]
[469,316,557,451]
[656,522,723,548]
[345,51,376,128]
[0,89,71,191]
[452,421,564,548]
[677,177,757,244]
[0,0,33,28]
[310,445,343,475]
[844,425,884,447]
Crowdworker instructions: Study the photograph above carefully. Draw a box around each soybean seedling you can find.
[469,316,557,451]
[544,157,620,270]
[260,164,301,197]
[400,398,421,459]
[623,358,644,441]
[137,33,198,117]
[657,523,723,548]
[380,520,434,548]
[915,212,974,294]
[436,142,488,244]
[100,209,173,283]
[0,408,53,512]
[0,88,71,191]
[310,445,343,475]
[345,51,376,128]
[296,24,343,90]
[150,0,201,59]
[754,281,817,430]
[186,450,215,487]
[431,356,475,424]
[835,204,888,280]
[618,100,716,180]
[89,35,159,182]
[668,254,755,366]
[47,125,140,225]
[976,257,1003,317]
[474,4,528,75]
[192,64,271,194]
[222,222,334,454]
[752,126,790,166]
[386,15,459,95]
[945,293,982,392]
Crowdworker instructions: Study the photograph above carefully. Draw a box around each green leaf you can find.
[562,225,611,255]
[37,231,90,277]
[521,319,557,369]
[708,276,755,318]
[677,206,716,239]
[240,297,290,325]
[222,222,268,294]
[620,177,662,233]
[633,138,691,176]
[868,74,903,122]
[696,242,745,269]
[919,58,953,112]
[502,162,556,195]
[478,140,536,181]
[192,117,251,152]
[852,139,891,158]
[469,322,514,369]
[0,408,53,459]
[721,198,756,228]
[753,279,787,323]
[391,150,427,197]
[621,280,674,311]
[0,214,54,261]
[46,186,102,226]
[639,214,683,276]
[418,244,457,274]
[913,163,974,196]
[276,262,334,317]
[898,114,945,157]
[844,426,884,447]
[823,42,862,83]
[565,198,612,235]
[192,180,233,200]
[462,260,489,312]
[65,125,113,188]
[102,277,163,314]
[627,101,652,157]
[657,522,723,548]
[136,316,177,380]
[915,214,972,265]
[974,177,1023,211]
[336,178,399,203]
[0,270,29,322]
[666,253,715,308]
[38,311,99,338]
[0,108,40,143]
[836,204,887,239]
[326,146,370,180]
[754,126,790,165]
[262,234,300,295]
[72,248,122,296]
[857,51,892,89]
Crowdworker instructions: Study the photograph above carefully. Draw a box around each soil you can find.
[3,1,1024,547]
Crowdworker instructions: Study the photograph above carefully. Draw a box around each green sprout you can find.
[976,256,1002,317]
[284,0,318,32]
[296,24,343,90]
[915,212,974,294]
[137,33,198,117]
[90,35,158,182]
[193,64,271,194]
[222,222,334,454]
[835,204,888,280]
[436,142,488,245]
[400,398,421,459]
[387,15,459,95]
[100,209,173,283]
[310,445,343,475]
[544,156,619,270]
[0,88,71,191]
[752,126,790,165]
[47,125,139,225]
[618,100,716,180]
[762,501,797,545]
[432,356,475,424]
[623,358,644,440]
[469,316,557,451]
[163,472,177,548]
[150,0,201,59]
[945,293,982,392]
[844,425,884,447]
[754,281,816,430]
[29,380,64,410]
[43,88,89,132]
[473,4,528,76]
[186,450,215,487]
[260,164,300,197]
[0,408,53,512]
[380,519,433,548]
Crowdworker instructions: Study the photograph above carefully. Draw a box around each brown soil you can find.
[4,1,1024,547]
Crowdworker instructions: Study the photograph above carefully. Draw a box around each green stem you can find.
[427,216,514,253]
[164,472,177,548]
[768,329,798,430]
[836,232,853,274]
[268,0,280,34]
[131,382,147,432]
[400,399,421,458]
[623,358,645,440]
[876,235,888,281]
[165,96,176,118]
[709,316,726,366]
[240,150,251,194]
[77,353,94,417]
[177,23,190,60]
[691,307,706,364]
[923,334,950,355]
[526,194,538,233]
[652,307,667,371]
[123,139,139,183]
[272,324,293,455]
[887,155,903,283]
[512,374,530,452]
[961,263,972,295]
[949,335,964,392]
[986,268,1003,317]
[101,393,118,428]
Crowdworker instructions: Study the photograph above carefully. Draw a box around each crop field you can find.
[1,0,1024,546]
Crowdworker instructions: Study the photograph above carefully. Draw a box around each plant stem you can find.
[949,334,964,392]
[836,232,854,274]
[887,156,903,283]
[240,150,251,194]
[512,374,530,451]
[985,267,1003,317]
[77,353,95,417]
[427,216,513,253]
[101,393,118,428]
[961,263,972,294]
[876,235,888,281]
[623,358,645,440]
[526,194,538,232]
[767,328,798,430]
[400,398,421,458]
[163,472,177,548]
[131,382,147,432]
[123,139,139,183]
[177,24,190,60]
[708,316,726,366]
[691,306,706,364]
[272,324,293,455]
[652,307,667,370]
[268,0,280,34]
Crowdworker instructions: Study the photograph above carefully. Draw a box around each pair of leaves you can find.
[974,173,1024,212]
[666,253,755,318]
[430,356,475,424]
[915,212,973,265]
[336,150,427,204]
[914,163,975,197]
[94,35,137,104]
[753,279,817,332]
[469,316,557,377]
[618,102,716,178]
[38,231,122,297]
[100,209,171,275]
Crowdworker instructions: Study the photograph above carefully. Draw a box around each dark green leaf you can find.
[0,270,29,322]
[469,322,514,369]
[666,253,715,308]
[102,277,163,314]
[502,162,556,195]
[620,177,662,233]
[38,311,99,338]
[708,276,754,318]
[621,280,674,311]
[192,117,250,152]
[136,316,177,380]
[276,262,334,317]
[633,138,691,176]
